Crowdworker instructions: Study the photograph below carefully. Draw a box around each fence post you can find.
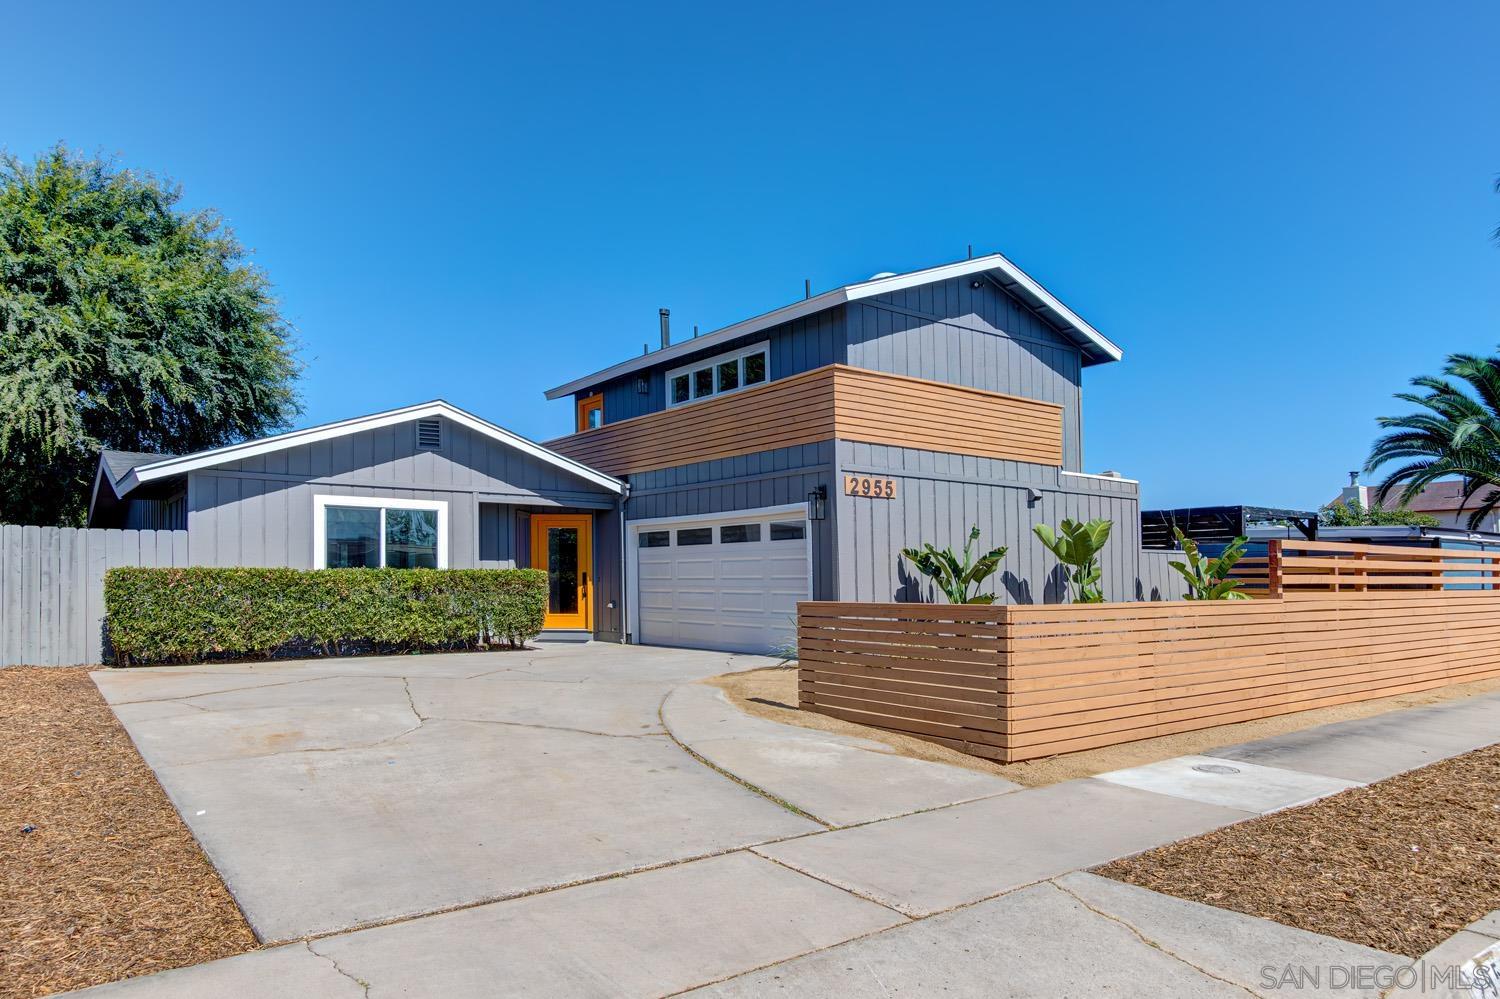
[1266,539,1284,598]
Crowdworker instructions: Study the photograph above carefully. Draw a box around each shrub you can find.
[1034,518,1112,603]
[900,526,1008,604]
[1168,528,1251,600]
[104,567,549,665]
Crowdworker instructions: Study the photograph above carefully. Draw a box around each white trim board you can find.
[312,494,450,569]
[544,252,1123,400]
[118,401,624,496]
[1060,470,1140,485]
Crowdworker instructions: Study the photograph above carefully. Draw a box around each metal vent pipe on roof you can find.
[659,309,670,349]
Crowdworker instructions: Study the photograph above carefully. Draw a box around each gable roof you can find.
[101,449,176,482]
[543,252,1123,401]
[1333,479,1499,514]
[105,401,625,499]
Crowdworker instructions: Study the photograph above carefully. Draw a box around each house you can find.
[1334,475,1500,533]
[88,403,628,641]
[90,253,1170,654]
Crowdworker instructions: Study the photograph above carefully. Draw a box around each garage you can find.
[632,507,811,654]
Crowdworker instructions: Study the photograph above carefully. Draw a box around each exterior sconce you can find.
[807,485,828,522]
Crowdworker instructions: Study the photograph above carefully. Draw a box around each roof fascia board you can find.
[543,289,851,400]
[86,459,113,524]
[123,402,624,496]
[544,254,1121,399]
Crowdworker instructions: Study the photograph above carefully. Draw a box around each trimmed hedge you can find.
[104,567,549,665]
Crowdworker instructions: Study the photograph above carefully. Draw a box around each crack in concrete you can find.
[1051,880,1260,997]
[164,710,661,768]
[107,673,342,706]
[424,715,666,740]
[304,940,372,997]
[400,677,427,722]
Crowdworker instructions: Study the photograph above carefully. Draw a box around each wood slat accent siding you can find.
[798,545,1500,763]
[832,367,1063,465]
[544,364,1064,477]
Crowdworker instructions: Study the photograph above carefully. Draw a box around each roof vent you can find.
[416,418,442,450]
[869,271,897,280]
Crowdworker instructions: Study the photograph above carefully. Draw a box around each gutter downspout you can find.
[619,482,631,644]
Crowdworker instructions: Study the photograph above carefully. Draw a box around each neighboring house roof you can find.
[543,253,1123,401]
[101,449,176,482]
[1333,480,1500,514]
[97,401,625,513]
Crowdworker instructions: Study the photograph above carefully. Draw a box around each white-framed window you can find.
[665,341,769,408]
[312,495,449,569]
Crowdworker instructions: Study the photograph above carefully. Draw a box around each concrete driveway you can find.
[83,644,1475,998]
[92,645,823,941]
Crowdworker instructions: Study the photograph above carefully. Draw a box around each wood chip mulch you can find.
[1096,743,1500,958]
[0,667,257,999]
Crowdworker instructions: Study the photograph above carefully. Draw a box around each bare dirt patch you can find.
[1,667,256,998]
[709,667,1500,787]
[1096,744,1500,958]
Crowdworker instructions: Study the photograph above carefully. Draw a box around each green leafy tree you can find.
[1034,518,1111,603]
[1364,349,1500,530]
[1318,498,1437,528]
[900,525,1008,604]
[1168,528,1250,600]
[0,145,300,526]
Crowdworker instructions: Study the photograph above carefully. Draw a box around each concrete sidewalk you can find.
[72,658,1500,997]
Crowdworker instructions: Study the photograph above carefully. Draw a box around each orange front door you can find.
[530,514,593,630]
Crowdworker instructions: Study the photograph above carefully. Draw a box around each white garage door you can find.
[635,509,811,654]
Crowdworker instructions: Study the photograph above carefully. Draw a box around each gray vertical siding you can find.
[585,280,1087,469]
[624,442,838,601]
[186,416,619,570]
[591,505,624,641]
[596,307,848,423]
[834,442,1142,603]
[845,281,1085,470]
[1136,548,1189,601]
[0,525,188,666]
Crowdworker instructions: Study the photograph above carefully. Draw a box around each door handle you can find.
[582,571,589,593]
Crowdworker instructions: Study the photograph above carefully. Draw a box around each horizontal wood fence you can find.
[0,526,188,667]
[1228,538,1500,596]
[799,541,1500,762]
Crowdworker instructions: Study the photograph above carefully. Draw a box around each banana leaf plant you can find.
[900,526,1008,604]
[1167,527,1250,600]
[1034,518,1112,603]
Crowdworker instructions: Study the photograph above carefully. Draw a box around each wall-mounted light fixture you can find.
[635,375,649,394]
[807,484,828,521]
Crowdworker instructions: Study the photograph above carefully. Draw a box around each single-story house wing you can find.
[88,400,627,640]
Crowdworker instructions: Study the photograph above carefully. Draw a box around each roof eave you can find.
[542,288,854,400]
[128,401,626,496]
[542,253,1121,398]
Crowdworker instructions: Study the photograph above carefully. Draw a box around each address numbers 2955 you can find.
[844,475,898,499]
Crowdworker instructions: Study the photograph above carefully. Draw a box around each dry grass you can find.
[710,667,1500,787]
[0,667,256,998]
[1097,744,1500,958]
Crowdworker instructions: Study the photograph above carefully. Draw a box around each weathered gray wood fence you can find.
[1,526,189,667]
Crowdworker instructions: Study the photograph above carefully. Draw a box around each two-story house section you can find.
[544,253,1150,654]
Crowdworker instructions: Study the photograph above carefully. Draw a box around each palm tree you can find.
[1365,350,1500,529]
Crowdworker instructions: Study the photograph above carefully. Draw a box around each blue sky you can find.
[8,2,1499,510]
